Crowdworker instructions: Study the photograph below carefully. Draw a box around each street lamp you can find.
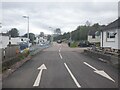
[70,32,72,41]
[0,23,2,28]
[0,23,2,34]
[23,15,29,48]
[49,27,54,44]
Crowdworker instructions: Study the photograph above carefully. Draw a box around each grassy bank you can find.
[70,41,79,48]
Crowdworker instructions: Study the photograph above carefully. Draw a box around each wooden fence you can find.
[2,45,20,62]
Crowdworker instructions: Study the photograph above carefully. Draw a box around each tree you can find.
[54,23,104,42]
[23,33,35,43]
[8,28,19,37]
[93,23,99,28]
[85,21,91,26]
[39,32,44,37]
[54,28,61,35]
[47,35,51,41]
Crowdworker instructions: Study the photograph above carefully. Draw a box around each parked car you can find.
[57,40,62,44]
[19,42,29,53]
[78,40,93,47]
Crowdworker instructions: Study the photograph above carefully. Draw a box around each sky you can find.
[1,0,120,36]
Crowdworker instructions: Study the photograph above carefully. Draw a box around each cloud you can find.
[2,1,118,35]
[2,0,120,2]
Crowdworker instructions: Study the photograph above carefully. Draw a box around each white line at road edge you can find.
[59,53,63,59]
[64,63,81,88]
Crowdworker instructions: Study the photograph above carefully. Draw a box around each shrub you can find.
[70,42,78,48]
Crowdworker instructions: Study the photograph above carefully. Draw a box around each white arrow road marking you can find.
[84,62,97,71]
[83,62,115,82]
[33,64,47,87]
[64,63,81,88]
[59,53,63,59]
[94,70,115,82]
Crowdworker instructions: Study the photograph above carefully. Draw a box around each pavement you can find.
[2,42,118,88]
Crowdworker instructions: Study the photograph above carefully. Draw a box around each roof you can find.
[0,33,9,36]
[101,18,120,31]
[88,27,100,36]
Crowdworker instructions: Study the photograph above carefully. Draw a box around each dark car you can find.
[78,40,93,47]
[57,40,62,44]
[19,42,28,51]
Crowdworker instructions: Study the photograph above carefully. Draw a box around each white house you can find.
[88,28,100,43]
[0,33,30,49]
[35,35,47,45]
[11,37,29,45]
[101,18,120,50]
[0,33,9,49]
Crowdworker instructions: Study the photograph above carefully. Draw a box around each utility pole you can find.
[23,15,29,48]
[49,27,54,45]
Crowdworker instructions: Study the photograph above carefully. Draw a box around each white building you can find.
[0,33,9,49]
[35,35,47,45]
[11,37,29,45]
[88,28,100,43]
[101,18,120,50]
[0,33,29,49]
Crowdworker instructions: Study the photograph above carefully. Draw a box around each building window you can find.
[106,32,116,38]
[21,39,23,41]
[9,42,11,45]
[107,32,109,38]
[106,31,117,42]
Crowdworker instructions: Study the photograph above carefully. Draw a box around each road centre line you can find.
[64,63,81,88]
[59,47,61,51]
[59,49,61,53]
[60,47,61,50]
[59,53,63,59]
[58,46,61,52]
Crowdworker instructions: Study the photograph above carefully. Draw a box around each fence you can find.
[2,43,51,71]
[2,45,21,71]
[2,45,20,61]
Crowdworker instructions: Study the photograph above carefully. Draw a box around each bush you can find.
[70,42,78,48]
[95,42,100,47]
[21,48,30,57]
[2,48,30,72]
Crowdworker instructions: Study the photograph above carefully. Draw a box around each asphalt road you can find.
[3,42,118,88]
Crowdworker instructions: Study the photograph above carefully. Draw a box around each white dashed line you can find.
[59,53,63,59]
[59,49,61,53]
